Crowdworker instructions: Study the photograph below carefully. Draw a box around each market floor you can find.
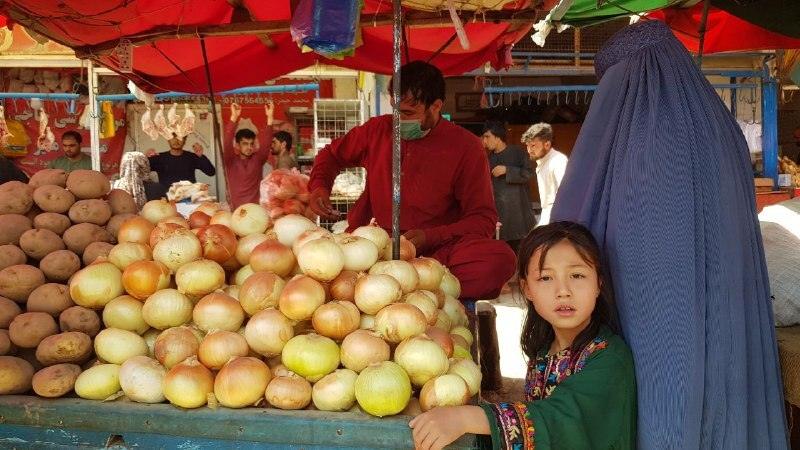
[480,290,528,403]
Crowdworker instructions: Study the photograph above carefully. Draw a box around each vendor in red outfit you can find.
[309,61,515,300]
[222,102,274,208]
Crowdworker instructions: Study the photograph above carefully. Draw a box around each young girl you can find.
[409,221,636,450]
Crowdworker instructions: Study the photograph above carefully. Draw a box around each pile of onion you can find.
[330,270,358,302]
[117,216,155,245]
[381,236,416,261]
[235,233,270,265]
[447,358,482,396]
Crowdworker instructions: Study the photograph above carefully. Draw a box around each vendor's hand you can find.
[192,143,204,156]
[403,229,426,251]
[409,407,469,450]
[145,148,156,157]
[309,187,339,221]
[265,101,274,117]
[230,103,242,122]
[491,165,507,177]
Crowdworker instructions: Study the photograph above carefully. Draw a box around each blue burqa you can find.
[552,21,788,449]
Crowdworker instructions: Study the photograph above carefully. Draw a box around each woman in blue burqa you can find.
[551,20,787,449]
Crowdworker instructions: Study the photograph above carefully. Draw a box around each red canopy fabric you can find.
[0,0,531,93]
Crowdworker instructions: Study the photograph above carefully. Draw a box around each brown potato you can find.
[26,283,73,317]
[9,312,58,348]
[40,250,81,282]
[66,170,110,200]
[25,204,43,223]
[35,331,92,366]
[19,228,66,260]
[0,296,21,328]
[0,264,45,303]
[59,306,101,337]
[107,189,137,215]
[0,245,27,270]
[62,223,113,256]
[106,213,137,241]
[33,213,72,236]
[33,185,75,213]
[0,214,33,245]
[28,169,68,188]
[68,199,112,225]
[0,356,34,394]
[0,181,34,215]
[32,363,81,397]
[82,242,113,266]
[0,329,16,356]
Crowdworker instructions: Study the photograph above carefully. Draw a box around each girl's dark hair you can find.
[518,221,619,361]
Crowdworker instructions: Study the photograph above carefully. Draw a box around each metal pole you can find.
[86,60,101,171]
[695,0,711,67]
[199,37,232,206]
[391,0,402,260]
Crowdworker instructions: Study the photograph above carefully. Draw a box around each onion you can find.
[94,328,148,365]
[374,303,427,343]
[159,216,189,229]
[69,262,124,309]
[175,259,225,297]
[154,326,201,369]
[210,210,233,228]
[108,242,152,270]
[122,260,170,300]
[235,233,270,266]
[231,203,271,237]
[224,284,240,299]
[450,326,474,347]
[448,358,481,396]
[292,230,332,258]
[117,216,155,245]
[193,292,245,332]
[410,257,445,291]
[163,356,214,408]
[152,233,202,272]
[312,368,358,411]
[142,289,193,330]
[188,211,211,229]
[278,275,325,321]
[239,272,285,316]
[439,269,461,299]
[0,356,33,394]
[352,225,389,253]
[419,374,470,411]
[74,363,120,400]
[273,214,318,247]
[381,236,416,261]
[394,334,449,387]
[433,311,452,331]
[297,238,344,282]
[312,301,360,341]
[244,308,294,357]
[359,314,375,330]
[425,326,454,357]
[233,264,255,286]
[196,224,238,263]
[442,295,468,328]
[143,328,160,356]
[249,239,295,277]
[141,199,178,224]
[369,260,419,294]
[102,295,149,334]
[330,270,358,301]
[404,291,439,325]
[281,334,340,382]
[195,202,222,217]
[354,361,412,417]
[119,355,166,403]
[198,330,249,370]
[335,235,379,271]
[265,375,312,410]
[340,330,390,372]
[453,342,472,361]
[215,356,272,408]
[149,222,190,248]
[354,274,402,315]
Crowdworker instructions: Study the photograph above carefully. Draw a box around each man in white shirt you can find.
[521,123,568,226]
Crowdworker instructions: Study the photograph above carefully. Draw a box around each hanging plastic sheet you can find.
[290,0,361,58]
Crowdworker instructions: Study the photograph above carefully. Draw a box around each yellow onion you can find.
[410,257,445,291]
[141,199,178,224]
[0,356,34,394]
[224,284,240,300]
[453,342,472,361]
[69,262,124,309]
[381,236,416,262]
[149,222,191,248]
[404,291,439,325]
[163,356,214,408]
[278,275,325,321]
[312,301,360,341]
[195,202,222,217]
[231,203,271,237]
[292,228,333,255]
[439,269,461,299]
[265,375,312,410]
[117,216,155,245]
[175,259,225,296]
[354,274,401,315]
[119,355,166,403]
[154,326,201,369]
[192,292,245,332]
[354,361,411,417]
[425,326,454,358]
[196,224,238,264]
[281,334,340,382]
[374,303,427,344]
[273,214,318,247]
[369,260,419,294]
[312,368,358,411]
[102,295,149,334]
[210,210,233,228]
[419,374,470,411]
[450,326,474,347]
[433,311,452,331]
[394,334,449,387]
[215,356,272,408]
[198,330,249,370]
[152,232,202,272]
[74,363,120,400]
[108,242,152,270]
[249,239,295,277]
[442,295,468,328]
[334,235,379,271]
[233,264,255,286]
[352,225,389,253]
[244,308,294,357]
[297,238,344,282]
[359,314,376,330]
[122,260,170,300]
[142,289,193,330]
[239,272,285,316]
[448,358,481,397]
[235,233,270,266]
[94,328,148,365]
[143,328,160,357]
[330,270,358,302]
[340,330,390,372]
[188,211,211,229]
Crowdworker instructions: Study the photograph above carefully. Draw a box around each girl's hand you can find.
[409,406,471,450]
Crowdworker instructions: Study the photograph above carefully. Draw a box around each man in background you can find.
[522,123,568,226]
[270,131,297,170]
[146,133,216,199]
[48,130,91,172]
[223,102,274,208]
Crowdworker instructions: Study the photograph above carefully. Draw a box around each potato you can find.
[108,189,137,215]
[26,283,73,317]
[33,185,75,213]
[9,312,58,348]
[68,199,112,225]
[106,213,137,241]
[35,331,93,366]
[40,250,81,282]
[63,223,113,256]
[83,242,114,266]
[0,356,34,394]
[32,363,81,397]
[25,204,43,223]
[0,296,21,328]
[0,245,27,270]
[0,264,45,303]
[0,181,34,215]
[0,214,33,245]
[28,169,68,188]
[0,329,16,356]
[19,228,66,260]
[33,213,71,236]
[66,170,110,200]
[59,306,101,337]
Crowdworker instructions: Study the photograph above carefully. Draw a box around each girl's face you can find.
[521,239,600,337]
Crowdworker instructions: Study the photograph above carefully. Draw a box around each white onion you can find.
[154,326,201,369]
[175,259,225,297]
[108,242,152,270]
[163,356,214,408]
[340,330,390,372]
[94,328,148,365]
[442,295,468,328]
[281,334,340,382]
[425,326,454,357]
[141,199,178,224]
[369,260,419,294]
[419,373,470,411]
[249,239,296,277]
[244,308,294,357]
[143,328,160,357]
[359,314,375,330]
[450,326,474,347]
[297,238,344,282]
[374,303,428,344]
[230,203,271,237]
[354,274,401,315]
[433,310,452,331]
[351,225,389,252]
[381,236,416,261]
[312,368,358,411]
[119,355,166,403]
[235,233,270,266]
[311,301,360,341]
[233,264,255,286]
[265,375,312,410]
[224,284,240,300]
[69,262,124,309]
[292,228,332,255]
[210,210,233,228]
[239,272,285,316]
[453,342,472,361]
[334,235,378,271]
[192,292,245,332]
[117,216,155,245]
[394,334,449,387]
[278,275,325,321]
[74,364,120,400]
[410,257,445,291]
[142,289,193,330]
[195,202,222,217]
[215,356,272,408]
[448,358,482,397]
[159,216,189,229]
[102,295,149,335]
[439,269,461,299]
[404,291,439,325]
[198,330,249,370]
[152,233,202,272]
[273,214,318,247]
[354,361,411,417]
